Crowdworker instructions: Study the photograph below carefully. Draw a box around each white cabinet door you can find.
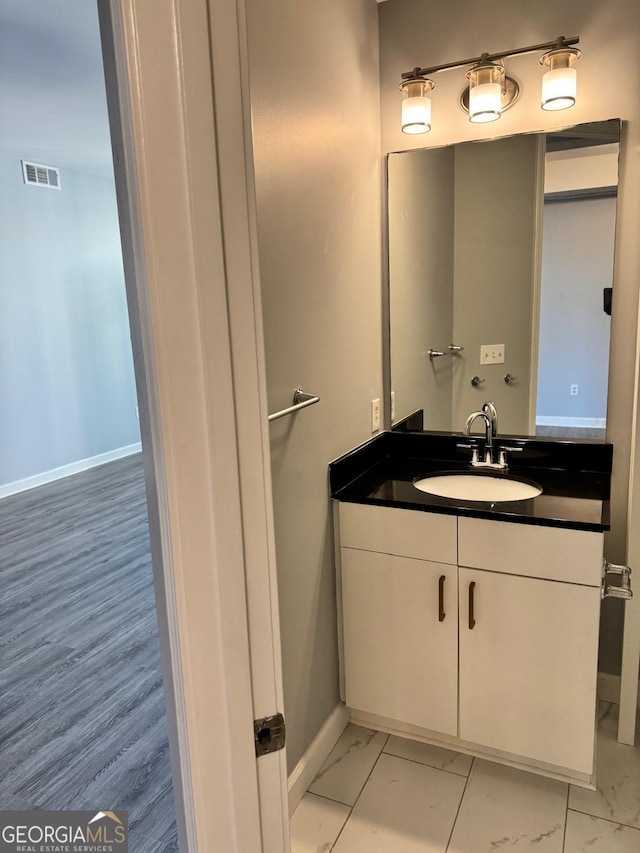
[459,567,600,774]
[342,548,458,735]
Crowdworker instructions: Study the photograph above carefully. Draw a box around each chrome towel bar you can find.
[268,388,320,422]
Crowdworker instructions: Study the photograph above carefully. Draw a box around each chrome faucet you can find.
[482,401,498,440]
[463,411,494,463]
[460,401,520,469]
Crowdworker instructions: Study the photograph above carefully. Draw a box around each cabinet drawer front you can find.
[458,517,603,586]
[459,567,600,774]
[342,548,458,735]
[339,502,457,564]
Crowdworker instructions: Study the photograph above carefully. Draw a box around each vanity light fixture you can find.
[399,35,580,134]
[399,73,435,134]
[540,38,582,110]
[466,57,514,123]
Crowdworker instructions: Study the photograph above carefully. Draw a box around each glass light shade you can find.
[540,47,580,111]
[467,63,503,123]
[400,79,434,134]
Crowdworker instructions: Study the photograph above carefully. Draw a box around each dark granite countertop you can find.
[330,431,612,533]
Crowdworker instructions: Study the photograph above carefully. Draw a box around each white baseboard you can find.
[536,416,606,428]
[598,672,619,704]
[287,702,350,817]
[0,443,143,499]
[597,671,640,707]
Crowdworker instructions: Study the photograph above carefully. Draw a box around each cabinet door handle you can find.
[438,575,446,622]
[469,581,476,630]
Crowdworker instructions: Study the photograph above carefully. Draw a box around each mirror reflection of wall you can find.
[388,119,620,440]
[536,135,618,440]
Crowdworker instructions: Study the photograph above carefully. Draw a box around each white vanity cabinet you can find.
[337,502,604,785]
[342,550,458,735]
[339,502,458,735]
[458,568,600,775]
[457,517,602,775]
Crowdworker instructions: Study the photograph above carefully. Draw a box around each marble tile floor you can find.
[291,704,640,852]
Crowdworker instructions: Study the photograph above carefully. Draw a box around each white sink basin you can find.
[413,472,542,503]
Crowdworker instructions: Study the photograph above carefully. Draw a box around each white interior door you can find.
[99,0,290,850]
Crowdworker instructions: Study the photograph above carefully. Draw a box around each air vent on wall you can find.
[21,160,61,189]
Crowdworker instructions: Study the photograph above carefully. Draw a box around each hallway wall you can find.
[0,162,139,488]
[246,0,382,770]
[0,0,139,490]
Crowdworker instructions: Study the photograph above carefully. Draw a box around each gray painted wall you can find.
[0,162,139,485]
[379,0,640,675]
[452,136,540,435]
[388,148,454,430]
[0,0,139,486]
[0,1,115,176]
[246,0,382,770]
[537,197,615,421]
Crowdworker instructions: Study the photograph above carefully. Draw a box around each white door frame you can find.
[99,0,289,849]
[616,120,640,746]
[619,309,640,744]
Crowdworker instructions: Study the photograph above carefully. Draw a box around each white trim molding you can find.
[288,703,350,816]
[99,0,281,848]
[0,443,142,499]
[598,671,640,708]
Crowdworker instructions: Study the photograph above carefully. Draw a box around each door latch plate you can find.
[254,712,286,756]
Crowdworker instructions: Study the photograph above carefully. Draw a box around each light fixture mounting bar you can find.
[401,35,580,81]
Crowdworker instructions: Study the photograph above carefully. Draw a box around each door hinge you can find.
[602,559,633,600]
[254,712,286,756]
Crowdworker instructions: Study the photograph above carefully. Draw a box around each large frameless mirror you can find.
[387,118,621,439]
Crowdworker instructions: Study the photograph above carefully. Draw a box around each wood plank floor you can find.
[536,425,606,440]
[0,454,177,851]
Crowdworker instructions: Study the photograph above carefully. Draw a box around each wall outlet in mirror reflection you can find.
[480,345,505,365]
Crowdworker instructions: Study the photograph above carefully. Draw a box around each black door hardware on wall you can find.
[254,713,286,756]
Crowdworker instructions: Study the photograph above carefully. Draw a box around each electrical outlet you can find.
[570,384,579,396]
[480,344,505,365]
[391,391,396,422]
[371,398,381,432]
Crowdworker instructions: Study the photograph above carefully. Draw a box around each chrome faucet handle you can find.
[498,446,524,467]
[457,443,480,465]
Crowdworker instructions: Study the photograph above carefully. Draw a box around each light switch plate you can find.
[480,344,505,365]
